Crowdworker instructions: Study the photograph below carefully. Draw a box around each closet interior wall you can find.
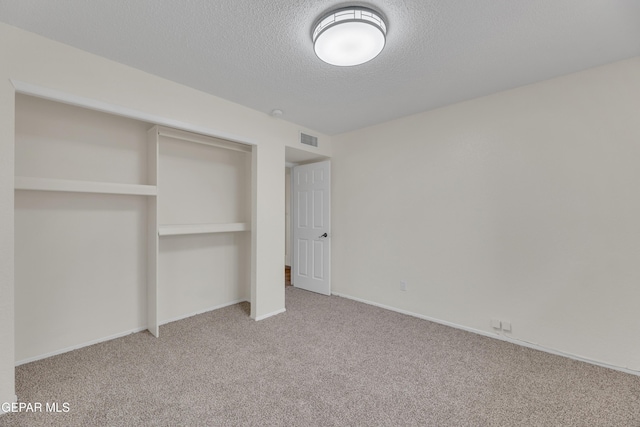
[14,94,251,364]
[155,127,251,326]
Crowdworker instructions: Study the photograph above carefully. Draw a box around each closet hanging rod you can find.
[157,126,252,153]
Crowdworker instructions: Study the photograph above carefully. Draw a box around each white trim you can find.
[159,299,248,326]
[157,126,251,153]
[15,327,148,366]
[10,80,258,147]
[254,308,286,321]
[158,222,250,237]
[14,176,157,196]
[332,292,640,377]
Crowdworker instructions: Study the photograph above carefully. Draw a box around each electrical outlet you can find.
[400,280,407,291]
[491,319,512,332]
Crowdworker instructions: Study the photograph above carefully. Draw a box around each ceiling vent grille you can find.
[300,132,318,147]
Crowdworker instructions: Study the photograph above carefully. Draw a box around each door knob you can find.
[319,232,328,238]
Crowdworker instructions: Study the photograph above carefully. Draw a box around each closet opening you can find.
[14,93,252,365]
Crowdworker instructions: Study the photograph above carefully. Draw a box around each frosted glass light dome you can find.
[312,7,387,67]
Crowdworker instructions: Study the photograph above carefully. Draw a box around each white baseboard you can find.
[15,299,249,366]
[15,327,148,366]
[254,307,286,321]
[332,292,640,377]
[159,299,248,326]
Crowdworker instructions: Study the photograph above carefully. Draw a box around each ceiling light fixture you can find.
[312,6,387,67]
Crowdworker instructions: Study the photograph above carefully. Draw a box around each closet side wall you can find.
[0,73,16,409]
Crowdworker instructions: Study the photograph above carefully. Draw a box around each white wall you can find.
[0,59,16,409]
[0,22,331,406]
[332,57,640,371]
[15,191,148,362]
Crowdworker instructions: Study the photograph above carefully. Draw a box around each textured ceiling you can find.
[1,1,640,135]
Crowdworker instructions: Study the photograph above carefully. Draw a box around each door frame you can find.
[284,145,332,292]
[291,160,331,295]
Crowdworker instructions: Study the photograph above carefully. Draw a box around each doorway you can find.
[291,160,331,295]
[284,146,331,295]
[285,165,292,286]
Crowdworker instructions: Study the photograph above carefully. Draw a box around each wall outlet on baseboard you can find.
[400,280,407,291]
[491,318,512,333]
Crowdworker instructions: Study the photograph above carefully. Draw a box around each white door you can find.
[292,160,331,295]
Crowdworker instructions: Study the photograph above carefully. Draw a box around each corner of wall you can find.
[0,75,16,409]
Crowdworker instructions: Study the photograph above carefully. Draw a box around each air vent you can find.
[300,132,318,147]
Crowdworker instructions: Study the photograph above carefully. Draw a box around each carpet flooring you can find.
[2,287,640,426]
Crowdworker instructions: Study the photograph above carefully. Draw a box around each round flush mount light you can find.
[312,6,387,67]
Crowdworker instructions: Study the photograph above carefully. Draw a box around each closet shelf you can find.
[14,176,158,196]
[158,222,250,236]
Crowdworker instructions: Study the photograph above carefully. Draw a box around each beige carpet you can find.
[2,287,640,426]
